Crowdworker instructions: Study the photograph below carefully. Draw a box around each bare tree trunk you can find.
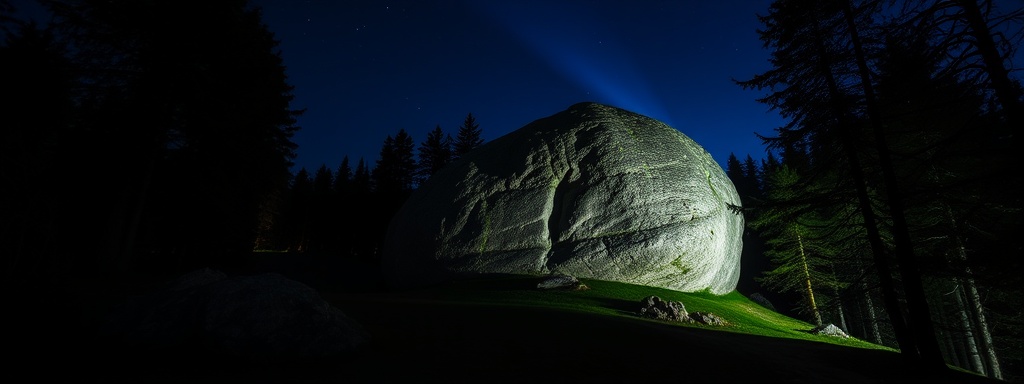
[947,206,1003,379]
[835,298,848,332]
[962,272,1002,379]
[863,284,883,344]
[857,299,868,340]
[945,331,961,369]
[855,254,884,344]
[952,283,985,373]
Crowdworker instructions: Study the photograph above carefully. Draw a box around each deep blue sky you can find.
[249,0,786,174]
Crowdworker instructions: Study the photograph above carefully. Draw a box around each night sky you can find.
[248,0,786,174]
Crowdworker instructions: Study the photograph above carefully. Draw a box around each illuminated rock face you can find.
[383,102,743,294]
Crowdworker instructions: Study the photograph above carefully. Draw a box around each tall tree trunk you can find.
[947,205,1003,379]
[811,26,914,358]
[935,299,963,369]
[962,278,1001,379]
[863,287,883,344]
[842,0,946,369]
[956,249,1002,379]
[856,253,884,344]
[836,298,849,332]
[830,262,849,332]
[795,227,822,327]
[953,282,985,374]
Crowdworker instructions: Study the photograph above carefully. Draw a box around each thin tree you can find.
[752,165,845,326]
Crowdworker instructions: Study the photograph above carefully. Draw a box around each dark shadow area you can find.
[54,292,996,384]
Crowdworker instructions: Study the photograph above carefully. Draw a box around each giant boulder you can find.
[383,102,743,294]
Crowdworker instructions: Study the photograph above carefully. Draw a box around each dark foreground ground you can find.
[5,254,1002,383]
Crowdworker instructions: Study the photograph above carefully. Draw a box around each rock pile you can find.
[638,295,728,326]
[811,324,850,338]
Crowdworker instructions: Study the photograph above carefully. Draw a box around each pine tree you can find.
[373,129,416,194]
[736,0,947,366]
[333,156,352,194]
[286,168,313,252]
[872,25,1012,378]
[313,164,334,195]
[453,112,483,158]
[308,164,333,251]
[726,153,747,202]
[740,0,1024,372]
[417,124,452,184]
[352,157,371,196]
[347,157,373,259]
[373,135,396,193]
[752,165,846,326]
[742,155,761,199]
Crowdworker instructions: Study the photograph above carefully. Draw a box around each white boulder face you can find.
[383,102,743,294]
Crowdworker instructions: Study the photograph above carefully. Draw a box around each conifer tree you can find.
[373,129,416,194]
[736,0,946,366]
[373,135,396,193]
[453,112,483,158]
[286,168,313,252]
[309,164,333,251]
[417,124,452,184]
[347,158,373,259]
[726,153,747,202]
[313,164,334,195]
[334,156,352,195]
[352,157,371,196]
[742,155,761,198]
[752,165,846,326]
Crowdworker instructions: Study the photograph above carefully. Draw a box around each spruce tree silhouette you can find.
[416,124,453,185]
[453,112,483,159]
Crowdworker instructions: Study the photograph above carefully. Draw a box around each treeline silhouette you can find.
[1,0,488,283]
[256,113,485,261]
[727,0,1023,380]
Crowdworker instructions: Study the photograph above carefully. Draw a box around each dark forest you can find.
[1,0,1022,381]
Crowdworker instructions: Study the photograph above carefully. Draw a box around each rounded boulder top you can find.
[382,102,743,294]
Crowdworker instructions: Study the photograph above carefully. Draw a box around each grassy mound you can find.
[365,275,888,350]
[314,274,989,383]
